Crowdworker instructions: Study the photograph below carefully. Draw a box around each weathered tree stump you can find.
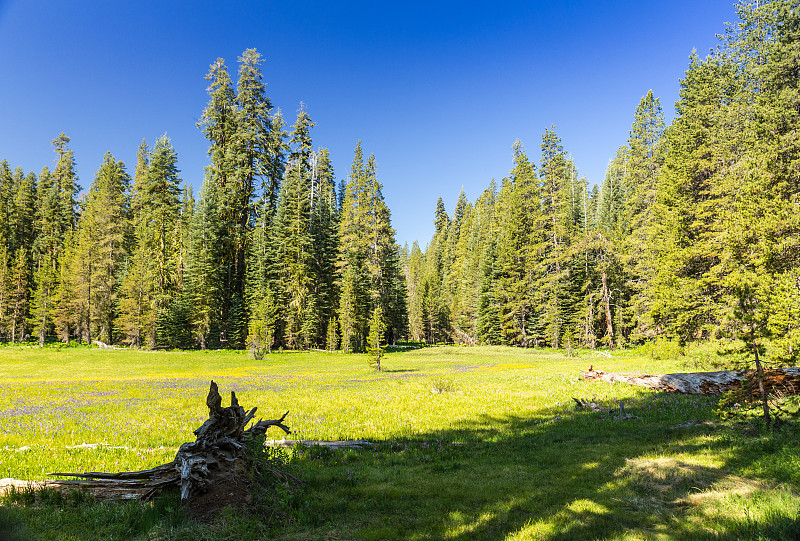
[44,381,290,512]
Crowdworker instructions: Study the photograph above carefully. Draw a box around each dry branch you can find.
[572,397,603,411]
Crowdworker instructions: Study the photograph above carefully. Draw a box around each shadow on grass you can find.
[4,396,800,540]
[383,345,427,355]
[291,403,800,540]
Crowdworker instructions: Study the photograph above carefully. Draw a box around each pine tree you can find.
[383,244,409,344]
[0,244,10,340]
[338,143,371,351]
[494,141,541,346]
[28,166,62,345]
[366,305,386,371]
[715,0,800,361]
[52,231,78,343]
[337,142,405,351]
[77,152,130,344]
[326,316,339,351]
[51,133,80,234]
[8,248,30,342]
[365,159,407,345]
[196,50,285,348]
[37,133,80,344]
[537,127,570,348]
[423,198,451,342]
[406,241,426,341]
[186,182,223,349]
[148,136,182,306]
[0,161,12,252]
[116,136,184,347]
[621,91,666,341]
[1,167,37,341]
[272,108,315,348]
[7,168,36,259]
[310,148,340,346]
[118,140,155,347]
[339,264,359,353]
[466,182,498,343]
[197,57,238,346]
[476,240,501,344]
[648,53,736,342]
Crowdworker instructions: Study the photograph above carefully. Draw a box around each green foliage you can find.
[194,50,285,349]
[366,305,386,370]
[78,152,131,344]
[271,109,315,348]
[648,0,800,354]
[337,143,406,352]
[4,0,800,362]
[414,1,800,361]
[156,294,195,349]
[562,326,576,357]
[641,336,684,361]
[325,316,339,352]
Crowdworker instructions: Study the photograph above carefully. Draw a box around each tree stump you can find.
[46,380,291,514]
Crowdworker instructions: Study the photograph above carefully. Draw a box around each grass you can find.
[1,343,799,540]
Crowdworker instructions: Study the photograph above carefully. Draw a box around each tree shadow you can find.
[293,398,800,540]
[383,345,425,355]
[5,393,799,540]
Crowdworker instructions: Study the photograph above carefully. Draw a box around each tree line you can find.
[0,49,407,351]
[2,1,797,357]
[404,0,799,362]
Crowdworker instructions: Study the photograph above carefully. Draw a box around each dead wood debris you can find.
[265,439,371,449]
[572,397,638,420]
[2,381,292,512]
[581,367,800,396]
[572,397,603,412]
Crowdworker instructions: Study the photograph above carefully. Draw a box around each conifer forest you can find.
[0,1,798,360]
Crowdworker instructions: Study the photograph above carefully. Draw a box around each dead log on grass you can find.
[266,439,372,449]
[582,367,800,396]
[38,381,291,512]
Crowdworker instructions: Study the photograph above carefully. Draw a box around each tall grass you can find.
[1,344,798,540]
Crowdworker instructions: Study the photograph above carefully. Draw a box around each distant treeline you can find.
[1,1,798,357]
[406,0,799,362]
[0,49,407,351]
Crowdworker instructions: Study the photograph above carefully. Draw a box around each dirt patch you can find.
[182,459,253,521]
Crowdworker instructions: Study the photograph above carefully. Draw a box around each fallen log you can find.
[266,439,372,449]
[7,381,292,511]
[582,367,800,396]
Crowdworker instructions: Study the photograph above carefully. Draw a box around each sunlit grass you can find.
[1,344,798,540]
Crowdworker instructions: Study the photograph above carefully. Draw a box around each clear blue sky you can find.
[0,0,737,248]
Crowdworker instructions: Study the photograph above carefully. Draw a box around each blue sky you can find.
[0,0,737,247]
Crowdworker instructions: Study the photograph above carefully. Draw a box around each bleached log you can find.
[582,367,800,396]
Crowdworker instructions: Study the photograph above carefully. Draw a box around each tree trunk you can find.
[751,328,771,424]
[600,252,614,350]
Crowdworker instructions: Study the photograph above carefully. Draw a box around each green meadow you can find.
[1,345,799,540]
